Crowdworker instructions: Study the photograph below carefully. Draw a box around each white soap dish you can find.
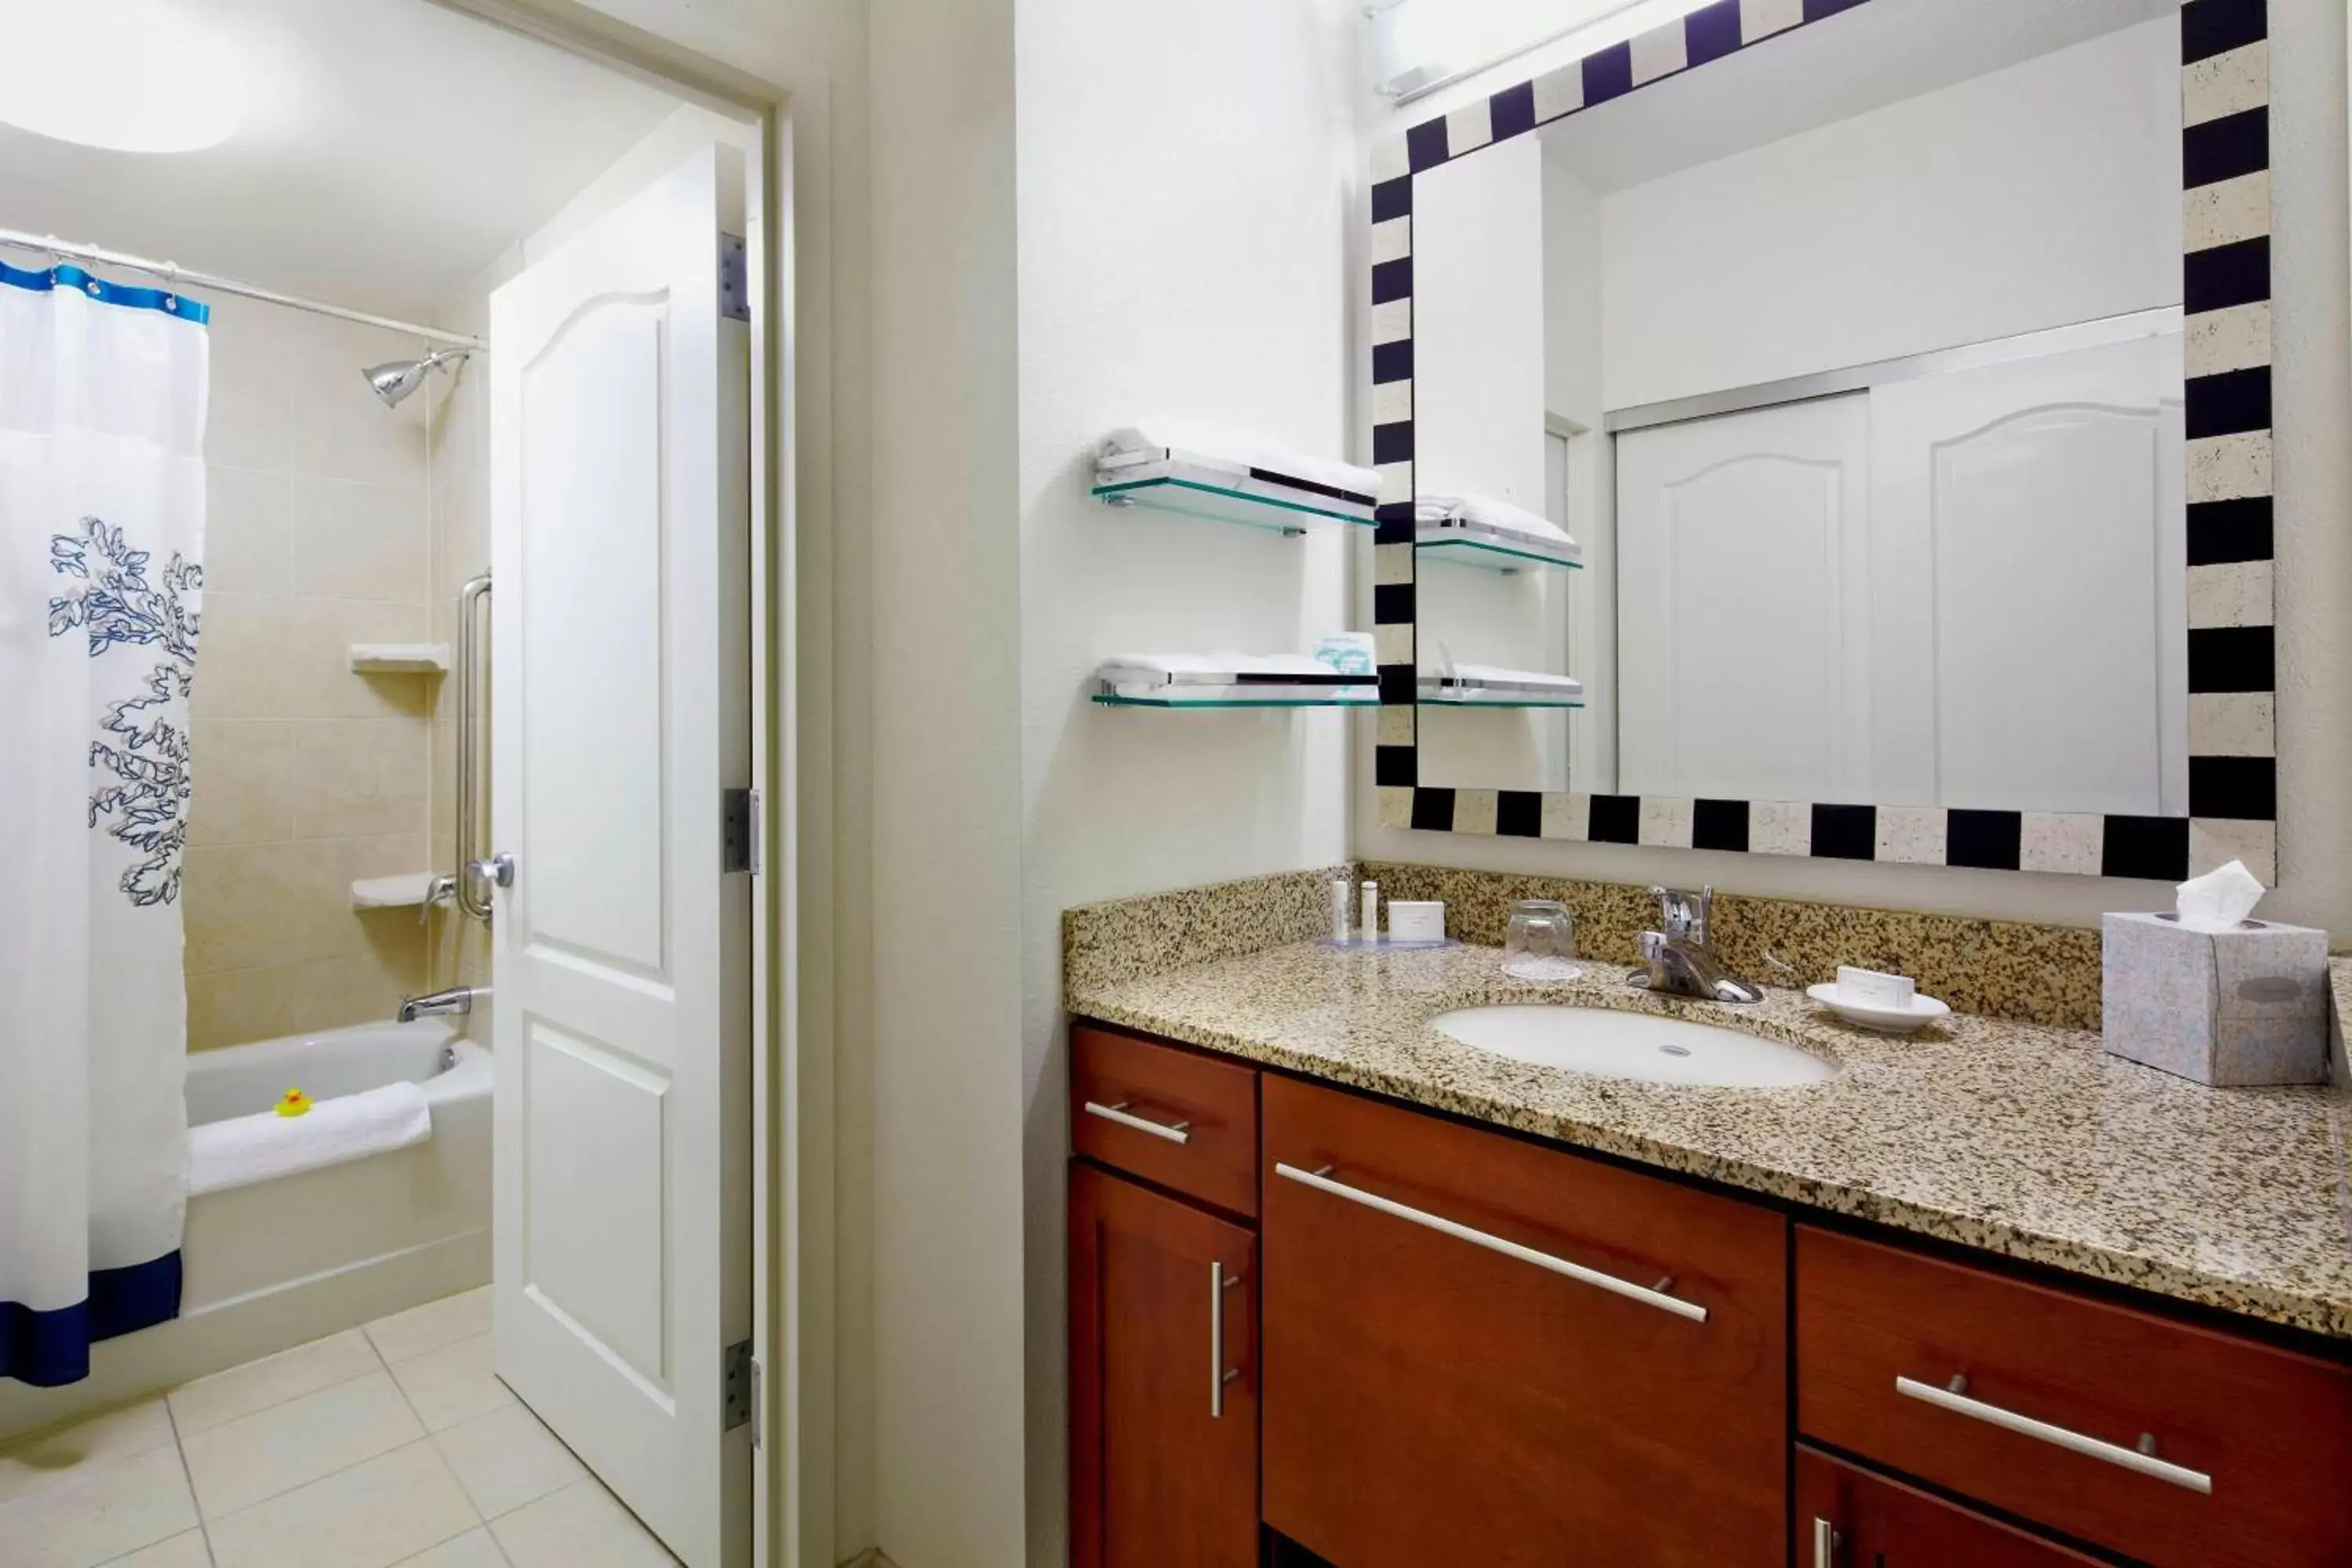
[1806,984,1951,1035]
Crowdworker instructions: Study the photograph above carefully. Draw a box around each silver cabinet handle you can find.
[1894,1375,2212,1494]
[1274,1162,1708,1323]
[1209,1261,1242,1418]
[1811,1518,1837,1568]
[1083,1100,1190,1145]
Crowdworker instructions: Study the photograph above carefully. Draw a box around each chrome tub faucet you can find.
[397,985,486,1023]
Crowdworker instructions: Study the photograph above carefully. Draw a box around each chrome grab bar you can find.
[1274,1163,1708,1323]
[453,573,492,921]
[1083,1100,1190,1145]
[1894,1375,2212,1494]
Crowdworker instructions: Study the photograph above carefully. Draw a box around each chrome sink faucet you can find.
[1632,886,1762,1004]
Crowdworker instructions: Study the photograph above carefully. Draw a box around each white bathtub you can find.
[0,1018,492,1442]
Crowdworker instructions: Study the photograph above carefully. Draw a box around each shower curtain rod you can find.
[0,226,485,350]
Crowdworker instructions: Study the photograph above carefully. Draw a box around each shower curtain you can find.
[0,260,208,1385]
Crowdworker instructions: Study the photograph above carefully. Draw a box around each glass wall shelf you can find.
[1094,455,1374,537]
[1094,674,1377,709]
[1414,517,1584,573]
[1419,671,1584,710]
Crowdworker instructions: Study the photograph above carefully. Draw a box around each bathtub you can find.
[0,1018,492,1441]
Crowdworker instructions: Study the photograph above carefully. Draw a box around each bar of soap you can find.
[1835,966,1915,1010]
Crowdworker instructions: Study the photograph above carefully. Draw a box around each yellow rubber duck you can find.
[274,1087,312,1118]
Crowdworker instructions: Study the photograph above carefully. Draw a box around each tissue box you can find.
[2101,913,2330,1086]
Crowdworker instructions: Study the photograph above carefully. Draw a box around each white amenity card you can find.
[1835,966,1915,1010]
[1386,901,1446,943]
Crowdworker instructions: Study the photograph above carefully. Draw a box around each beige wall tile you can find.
[193,594,298,720]
[290,478,429,602]
[205,467,292,595]
[187,937,427,1052]
[183,833,426,973]
[292,718,430,839]
[285,600,432,719]
[189,722,299,847]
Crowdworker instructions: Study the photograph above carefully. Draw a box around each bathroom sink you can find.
[1432,1005,1837,1088]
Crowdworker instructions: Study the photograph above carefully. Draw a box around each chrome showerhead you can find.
[363,346,473,408]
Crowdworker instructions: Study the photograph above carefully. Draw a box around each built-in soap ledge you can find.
[348,643,450,674]
[350,872,441,911]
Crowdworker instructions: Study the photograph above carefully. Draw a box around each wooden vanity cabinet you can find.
[1258,1073,1788,1566]
[1068,1161,1259,1568]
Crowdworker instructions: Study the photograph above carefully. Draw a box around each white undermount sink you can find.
[1432,1004,1838,1088]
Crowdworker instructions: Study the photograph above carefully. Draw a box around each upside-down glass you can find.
[1504,899,1581,981]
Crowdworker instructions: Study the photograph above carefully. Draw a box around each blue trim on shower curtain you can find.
[0,1251,183,1387]
[0,260,209,325]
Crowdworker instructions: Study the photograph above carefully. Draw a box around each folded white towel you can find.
[1101,422,1377,501]
[189,1081,434,1196]
[1415,492,1578,549]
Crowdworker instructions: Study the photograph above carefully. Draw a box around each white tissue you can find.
[2173,858,2265,934]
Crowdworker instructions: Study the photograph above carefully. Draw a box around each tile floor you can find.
[0,1287,682,1568]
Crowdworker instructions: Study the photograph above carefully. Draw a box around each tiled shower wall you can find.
[183,296,441,1050]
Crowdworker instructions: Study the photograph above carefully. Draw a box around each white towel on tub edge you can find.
[188,1081,434,1196]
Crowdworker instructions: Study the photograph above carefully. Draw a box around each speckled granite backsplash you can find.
[1067,862,2107,1030]
[1366,862,2105,1031]
[1065,866,1353,997]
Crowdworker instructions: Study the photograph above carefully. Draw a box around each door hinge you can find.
[722,788,761,876]
[719,232,750,322]
[749,1355,764,1450]
[724,1338,753,1431]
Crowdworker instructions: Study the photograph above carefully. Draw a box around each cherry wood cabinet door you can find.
[1069,1163,1258,1568]
[1260,1075,1788,1566]
[1798,1226,2352,1568]
[1795,1446,2103,1566]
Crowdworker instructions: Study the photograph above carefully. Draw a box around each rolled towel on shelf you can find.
[1415,492,1579,550]
[189,1080,434,1196]
[1099,421,1378,503]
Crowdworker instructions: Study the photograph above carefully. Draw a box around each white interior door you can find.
[1614,394,1873,802]
[1869,332,2184,815]
[488,143,753,1568]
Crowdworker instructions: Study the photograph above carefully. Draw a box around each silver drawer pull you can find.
[1210,1261,1242,1418]
[1274,1162,1708,1323]
[1894,1374,2213,1494]
[1811,1518,1837,1568]
[1083,1100,1191,1145]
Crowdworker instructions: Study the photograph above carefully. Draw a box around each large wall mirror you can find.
[1368,0,2276,881]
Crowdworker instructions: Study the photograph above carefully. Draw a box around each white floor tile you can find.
[96,1529,212,1566]
[365,1290,492,1367]
[181,1370,424,1520]
[0,1443,198,1568]
[390,1525,508,1566]
[489,1479,677,1568]
[169,1330,382,1437]
[387,1336,514,1434]
[430,1404,584,1520]
[0,1399,178,1507]
[205,1441,478,1568]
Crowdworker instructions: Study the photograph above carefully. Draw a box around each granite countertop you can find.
[1070,940,2352,1340]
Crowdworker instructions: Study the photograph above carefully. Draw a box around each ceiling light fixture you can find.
[0,0,245,153]
[1370,0,1724,107]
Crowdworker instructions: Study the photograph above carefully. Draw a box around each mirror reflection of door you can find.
[1408,0,2188,818]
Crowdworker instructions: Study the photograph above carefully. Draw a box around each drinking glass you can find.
[1504,899,1581,981]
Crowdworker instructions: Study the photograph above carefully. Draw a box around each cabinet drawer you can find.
[1797,1225,2352,1568]
[1262,1074,1787,1566]
[1072,1024,1258,1217]
[1795,1446,2102,1566]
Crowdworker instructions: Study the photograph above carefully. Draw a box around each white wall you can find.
[1015,0,1355,1561]
[1597,19,2181,408]
[1357,0,2352,937]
